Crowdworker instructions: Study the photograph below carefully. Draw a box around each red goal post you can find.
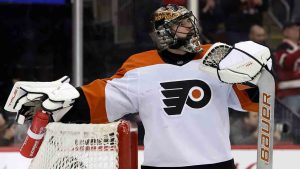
[118,120,138,169]
[28,120,138,169]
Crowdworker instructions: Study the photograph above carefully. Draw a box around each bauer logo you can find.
[260,92,272,163]
[160,80,211,115]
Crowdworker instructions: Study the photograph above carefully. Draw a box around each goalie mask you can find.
[150,4,202,53]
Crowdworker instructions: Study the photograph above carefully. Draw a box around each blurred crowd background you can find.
[1,0,300,147]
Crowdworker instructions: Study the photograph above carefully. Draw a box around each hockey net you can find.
[28,120,138,169]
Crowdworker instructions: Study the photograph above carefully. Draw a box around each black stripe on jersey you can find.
[141,159,235,169]
[60,87,91,124]
[159,50,196,66]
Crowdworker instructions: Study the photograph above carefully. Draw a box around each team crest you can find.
[160,80,211,115]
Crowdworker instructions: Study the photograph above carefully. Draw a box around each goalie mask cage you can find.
[28,120,138,169]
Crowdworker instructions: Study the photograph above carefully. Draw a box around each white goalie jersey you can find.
[78,44,259,167]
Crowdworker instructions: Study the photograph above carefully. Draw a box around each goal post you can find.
[118,120,138,169]
[28,120,138,169]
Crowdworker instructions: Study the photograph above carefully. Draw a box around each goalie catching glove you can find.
[4,76,79,124]
[200,41,272,85]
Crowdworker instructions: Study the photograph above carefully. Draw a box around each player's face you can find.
[171,18,193,38]
[284,25,300,41]
[251,28,266,44]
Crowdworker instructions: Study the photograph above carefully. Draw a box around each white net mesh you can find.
[29,121,122,169]
[202,43,232,68]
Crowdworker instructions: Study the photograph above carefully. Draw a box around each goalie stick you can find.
[256,68,274,169]
[200,42,274,169]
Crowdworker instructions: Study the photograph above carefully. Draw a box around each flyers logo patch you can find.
[160,80,211,115]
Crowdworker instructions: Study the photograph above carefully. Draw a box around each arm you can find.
[61,71,139,124]
[4,57,140,124]
[235,84,259,110]
[61,55,141,124]
[231,84,259,112]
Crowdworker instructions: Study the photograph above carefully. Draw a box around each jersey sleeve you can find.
[81,66,139,123]
[228,84,259,112]
[60,58,140,124]
[79,50,163,123]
